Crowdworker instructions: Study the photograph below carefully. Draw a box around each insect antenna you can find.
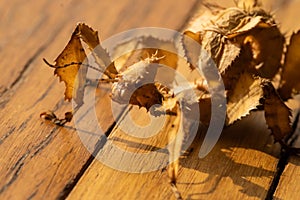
[43,58,106,73]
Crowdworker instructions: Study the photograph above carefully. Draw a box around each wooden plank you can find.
[274,156,300,200]
[67,2,296,199]
[261,3,300,199]
[274,97,300,200]
[0,0,197,199]
[1,0,299,199]
[68,111,281,199]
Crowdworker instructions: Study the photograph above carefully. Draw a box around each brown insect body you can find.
[41,2,300,199]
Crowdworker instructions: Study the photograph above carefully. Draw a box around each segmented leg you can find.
[40,111,73,126]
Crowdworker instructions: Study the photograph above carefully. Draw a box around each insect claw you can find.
[170,182,183,200]
[64,111,73,122]
[40,111,57,121]
[40,111,73,126]
[54,119,65,126]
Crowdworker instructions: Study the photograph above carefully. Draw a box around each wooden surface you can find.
[0,0,300,200]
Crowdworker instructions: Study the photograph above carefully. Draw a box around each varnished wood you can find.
[1,0,300,200]
[0,0,197,199]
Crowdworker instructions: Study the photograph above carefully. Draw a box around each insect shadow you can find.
[104,109,300,200]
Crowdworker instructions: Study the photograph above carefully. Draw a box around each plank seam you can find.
[55,1,206,198]
[56,121,116,200]
[265,112,300,200]
[265,148,289,200]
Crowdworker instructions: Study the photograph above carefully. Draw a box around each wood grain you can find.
[1,0,300,200]
[274,156,300,200]
[274,97,300,200]
[66,1,296,199]
[68,111,281,200]
[0,0,197,199]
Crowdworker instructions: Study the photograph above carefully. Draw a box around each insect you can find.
[40,1,300,199]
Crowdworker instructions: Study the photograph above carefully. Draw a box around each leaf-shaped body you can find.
[183,6,284,80]
[51,23,118,106]
[226,73,264,124]
[263,82,292,141]
[54,26,87,106]
[242,26,284,78]
[279,31,300,100]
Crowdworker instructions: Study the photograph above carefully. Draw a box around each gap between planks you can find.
[56,1,203,198]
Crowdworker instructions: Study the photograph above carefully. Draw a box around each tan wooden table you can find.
[1,0,300,199]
